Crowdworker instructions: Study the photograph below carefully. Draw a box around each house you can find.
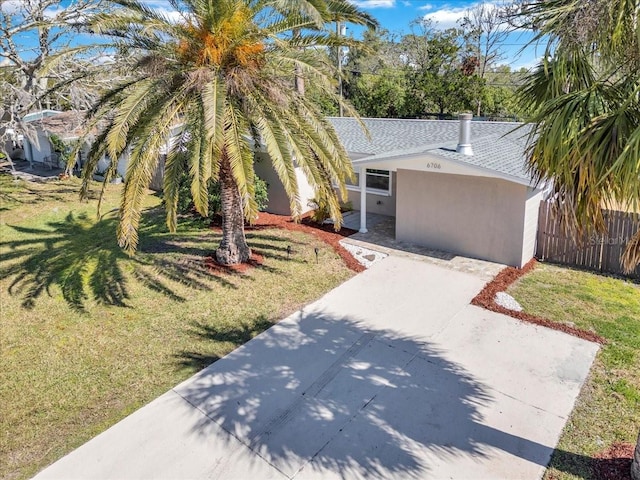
[259,114,543,268]
[22,110,128,176]
[20,109,540,267]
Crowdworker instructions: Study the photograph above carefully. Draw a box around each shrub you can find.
[308,196,331,224]
[170,174,269,221]
[49,135,76,168]
[340,201,353,213]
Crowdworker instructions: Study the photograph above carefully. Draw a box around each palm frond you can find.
[118,97,186,252]
[187,111,209,217]
[223,101,257,220]
[621,229,640,274]
[89,0,374,257]
[245,91,301,216]
[164,118,194,232]
[105,77,158,162]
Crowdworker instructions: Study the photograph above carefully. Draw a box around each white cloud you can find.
[422,1,502,30]
[351,0,396,9]
[139,0,189,22]
[153,7,187,22]
[93,54,116,65]
[422,5,468,29]
[43,6,66,20]
[2,1,87,24]
[0,0,22,14]
[417,3,433,11]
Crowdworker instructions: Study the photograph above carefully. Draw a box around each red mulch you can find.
[593,442,634,480]
[250,212,364,272]
[208,212,364,273]
[471,259,606,344]
[205,252,265,275]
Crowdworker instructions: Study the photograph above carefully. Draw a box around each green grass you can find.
[0,174,354,480]
[508,263,640,480]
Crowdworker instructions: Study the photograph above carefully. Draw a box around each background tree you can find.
[400,19,475,117]
[343,28,407,117]
[480,65,527,119]
[460,1,512,117]
[344,20,511,120]
[0,0,113,162]
[83,0,376,265]
[350,67,407,118]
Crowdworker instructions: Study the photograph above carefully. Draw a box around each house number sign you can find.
[425,162,442,169]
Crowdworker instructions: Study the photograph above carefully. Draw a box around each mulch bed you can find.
[205,252,265,275]
[593,442,634,480]
[208,212,364,273]
[471,259,607,344]
[250,212,364,273]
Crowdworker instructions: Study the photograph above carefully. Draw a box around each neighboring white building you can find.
[22,110,128,176]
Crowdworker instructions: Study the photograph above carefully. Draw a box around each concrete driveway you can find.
[34,256,599,480]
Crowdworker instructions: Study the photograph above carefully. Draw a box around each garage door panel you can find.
[395,170,527,267]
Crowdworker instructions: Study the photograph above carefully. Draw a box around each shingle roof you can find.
[33,111,88,139]
[328,117,533,183]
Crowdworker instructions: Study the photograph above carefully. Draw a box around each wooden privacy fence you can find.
[536,201,640,279]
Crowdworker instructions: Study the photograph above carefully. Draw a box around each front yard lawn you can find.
[0,174,353,480]
[508,263,640,480]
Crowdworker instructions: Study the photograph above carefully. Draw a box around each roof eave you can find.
[350,149,537,188]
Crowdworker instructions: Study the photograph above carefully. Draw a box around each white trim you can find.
[345,185,393,197]
[345,169,393,196]
[358,166,367,233]
[352,152,535,188]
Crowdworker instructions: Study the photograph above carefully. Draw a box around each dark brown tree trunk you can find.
[215,153,251,265]
[632,430,640,480]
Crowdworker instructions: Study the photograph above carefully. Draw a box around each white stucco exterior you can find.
[253,152,316,216]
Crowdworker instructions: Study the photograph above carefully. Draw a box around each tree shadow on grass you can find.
[0,208,281,312]
[0,176,99,209]
[547,447,635,480]
[175,315,275,371]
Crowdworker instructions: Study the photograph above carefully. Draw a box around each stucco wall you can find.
[253,153,314,216]
[346,172,397,217]
[521,188,544,266]
[24,129,52,164]
[97,154,128,178]
[396,170,536,267]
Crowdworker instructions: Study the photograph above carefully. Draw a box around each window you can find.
[346,169,392,195]
[365,169,390,193]
[345,172,360,188]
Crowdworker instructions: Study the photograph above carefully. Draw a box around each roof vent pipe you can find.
[456,113,473,156]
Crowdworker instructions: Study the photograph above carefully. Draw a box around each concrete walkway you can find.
[34,256,599,480]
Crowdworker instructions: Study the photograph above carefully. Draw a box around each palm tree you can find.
[81,0,376,264]
[518,0,640,276]
[517,1,640,478]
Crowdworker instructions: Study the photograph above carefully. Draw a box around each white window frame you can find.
[346,169,392,196]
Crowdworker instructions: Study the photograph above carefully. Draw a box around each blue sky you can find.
[346,0,545,70]
[1,0,546,70]
[142,0,546,70]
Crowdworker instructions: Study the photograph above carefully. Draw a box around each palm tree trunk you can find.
[215,153,251,265]
[632,430,640,480]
